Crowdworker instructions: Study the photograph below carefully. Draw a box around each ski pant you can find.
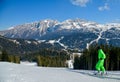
[95,59,105,72]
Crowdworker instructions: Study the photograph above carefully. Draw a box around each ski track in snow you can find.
[86,29,105,49]
[0,62,120,82]
[47,36,68,49]
[56,36,68,49]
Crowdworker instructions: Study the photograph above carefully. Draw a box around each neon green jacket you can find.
[98,49,106,60]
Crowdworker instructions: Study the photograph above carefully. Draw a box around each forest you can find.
[0,49,69,67]
[74,44,120,70]
[0,44,120,70]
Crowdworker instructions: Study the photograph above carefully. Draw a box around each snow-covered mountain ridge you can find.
[0,19,120,50]
[0,19,120,39]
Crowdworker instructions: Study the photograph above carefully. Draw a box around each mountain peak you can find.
[0,19,120,52]
[0,18,120,39]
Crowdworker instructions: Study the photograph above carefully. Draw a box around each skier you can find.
[95,46,106,75]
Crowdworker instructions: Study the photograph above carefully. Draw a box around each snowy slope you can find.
[0,62,120,82]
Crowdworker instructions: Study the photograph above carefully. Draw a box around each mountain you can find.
[0,35,65,55]
[0,19,103,39]
[0,19,120,51]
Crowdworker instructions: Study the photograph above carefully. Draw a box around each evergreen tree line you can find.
[35,49,69,67]
[0,49,69,67]
[0,50,20,64]
[21,49,68,61]
[36,55,68,67]
[74,44,120,71]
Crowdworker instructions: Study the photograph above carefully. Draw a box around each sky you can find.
[0,0,120,30]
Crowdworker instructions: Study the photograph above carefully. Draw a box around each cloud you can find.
[70,0,90,7]
[98,3,110,11]
[111,19,120,23]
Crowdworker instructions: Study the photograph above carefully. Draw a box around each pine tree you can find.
[74,56,80,69]
[36,56,42,66]
[14,56,20,64]
[1,50,8,61]
[8,55,14,62]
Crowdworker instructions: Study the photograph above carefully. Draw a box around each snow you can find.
[20,61,37,66]
[11,35,15,38]
[8,27,14,30]
[47,40,56,45]
[56,36,68,49]
[33,41,38,45]
[0,62,120,82]
[66,60,74,69]
[86,26,106,49]
[9,40,20,45]
[37,40,46,43]
[25,40,31,44]
[46,37,68,49]
[2,19,120,42]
